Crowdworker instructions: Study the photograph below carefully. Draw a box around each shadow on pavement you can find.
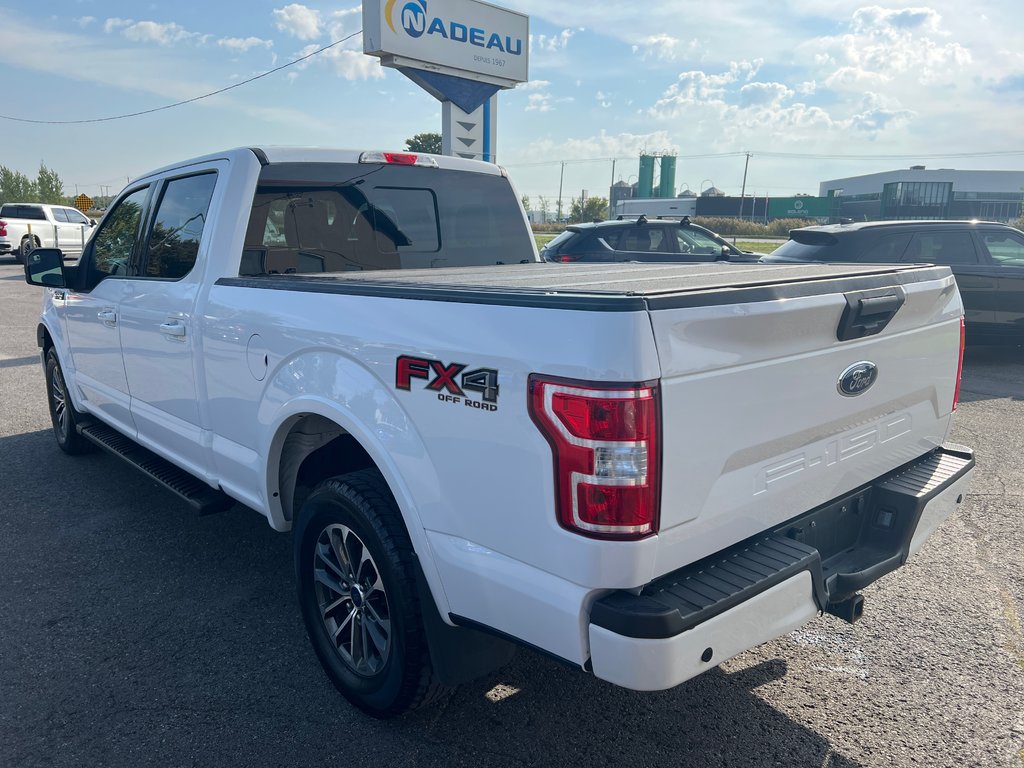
[1,428,861,768]
[0,355,40,369]
[959,344,1024,403]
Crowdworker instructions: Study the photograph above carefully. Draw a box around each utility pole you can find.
[738,152,751,221]
[557,161,565,223]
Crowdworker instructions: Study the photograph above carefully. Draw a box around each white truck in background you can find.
[23,146,974,718]
[0,202,95,262]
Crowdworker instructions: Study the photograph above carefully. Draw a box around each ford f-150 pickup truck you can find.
[23,146,974,718]
[0,202,95,262]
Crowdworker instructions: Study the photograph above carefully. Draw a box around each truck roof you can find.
[131,146,505,185]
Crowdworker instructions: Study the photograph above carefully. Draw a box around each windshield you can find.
[680,226,734,254]
[765,239,836,261]
[542,230,576,253]
[240,162,535,275]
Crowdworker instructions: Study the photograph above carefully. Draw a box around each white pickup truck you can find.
[23,147,974,718]
[0,202,95,262]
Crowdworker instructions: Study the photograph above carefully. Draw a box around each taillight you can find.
[555,254,582,263]
[358,151,439,168]
[0,220,6,236]
[952,316,965,411]
[528,375,661,540]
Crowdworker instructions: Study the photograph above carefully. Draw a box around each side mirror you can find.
[24,248,66,288]
[90,219,97,227]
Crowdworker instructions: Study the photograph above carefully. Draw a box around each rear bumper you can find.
[588,444,974,691]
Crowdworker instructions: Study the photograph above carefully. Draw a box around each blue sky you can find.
[3,1,1024,206]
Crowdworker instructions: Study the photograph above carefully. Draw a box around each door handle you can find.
[97,308,117,326]
[160,320,187,338]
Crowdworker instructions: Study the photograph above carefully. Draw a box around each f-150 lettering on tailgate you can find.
[755,413,913,495]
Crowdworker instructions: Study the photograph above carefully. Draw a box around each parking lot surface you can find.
[1,258,1022,768]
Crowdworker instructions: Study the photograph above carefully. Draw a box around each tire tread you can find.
[302,469,449,716]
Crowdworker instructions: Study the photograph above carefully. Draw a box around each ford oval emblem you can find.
[838,361,878,397]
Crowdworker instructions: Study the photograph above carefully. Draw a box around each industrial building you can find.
[610,153,831,222]
[820,167,1024,222]
[607,158,1024,225]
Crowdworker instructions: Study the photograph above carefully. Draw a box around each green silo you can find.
[638,155,655,198]
[658,155,677,198]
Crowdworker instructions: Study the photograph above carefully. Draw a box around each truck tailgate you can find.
[648,266,963,578]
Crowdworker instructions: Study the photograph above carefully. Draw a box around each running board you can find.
[79,423,233,515]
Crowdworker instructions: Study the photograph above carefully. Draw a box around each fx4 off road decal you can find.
[396,355,499,412]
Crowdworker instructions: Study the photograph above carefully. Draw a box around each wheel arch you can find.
[263,392,452,621]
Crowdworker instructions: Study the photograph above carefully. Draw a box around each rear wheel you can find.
[45,348,94,455]
[294,469,447,717]
[17,236,38,264]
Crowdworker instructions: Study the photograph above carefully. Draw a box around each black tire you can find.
[44,348,95,455]
[18,236,38,264]
[294,469,447,718]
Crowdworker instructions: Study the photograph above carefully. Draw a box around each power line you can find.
[505,149,1024,170]
[753,149,1024,160]
[0,31,361,125]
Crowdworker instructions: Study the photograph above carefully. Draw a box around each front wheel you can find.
[44,348,94,455]
[294,469,447,717]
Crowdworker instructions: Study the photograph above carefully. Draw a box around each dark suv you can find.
[540,216,754,263]
[762,220,1024,345]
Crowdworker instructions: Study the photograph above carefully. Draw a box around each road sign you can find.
[73,194,94,213]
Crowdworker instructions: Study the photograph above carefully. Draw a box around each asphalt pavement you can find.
[1,258,1022,768]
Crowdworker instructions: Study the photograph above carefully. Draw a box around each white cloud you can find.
[807,7,971,91]
[0,15,331,132]
[103,18,206,46]
[739,81,793,107]
[649,60,763,117]
[327,7,361,40]
[519,79,551,91]
[513,130,681,163]
[531,29,574,52]
[290,41,384,81]
[850,6,944,34]
[319,47,385,80]
[77,16,95,28]
[596,90,611,108]
[632,34,681,62]
[218,36,273,53]
[525,93,553,112]
[524,92,574,112]
[273,4,323,40]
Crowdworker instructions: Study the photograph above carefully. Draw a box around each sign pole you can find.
[362,0,529,164]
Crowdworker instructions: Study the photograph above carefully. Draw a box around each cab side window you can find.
[88,187,149,286]
[617,226,670,253]
[977,231,1024,267]
[860,234,911,262]
[51,208,70,222]
[144,173,217,280]
[65,208,92,226]
[901,232,978,265]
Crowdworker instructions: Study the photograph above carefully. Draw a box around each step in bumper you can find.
[588,444,974,691]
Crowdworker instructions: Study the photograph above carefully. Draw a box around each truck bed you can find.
[218,262,950,311]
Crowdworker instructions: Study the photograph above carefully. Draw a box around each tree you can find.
[405,132,442,154]
[36,163,65,205]
[537,195,551,223]
[0,166,37,205]
[520,194,531,212]
[569,196,608,223]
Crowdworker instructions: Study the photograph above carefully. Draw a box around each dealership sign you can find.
[363,0,529,86]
